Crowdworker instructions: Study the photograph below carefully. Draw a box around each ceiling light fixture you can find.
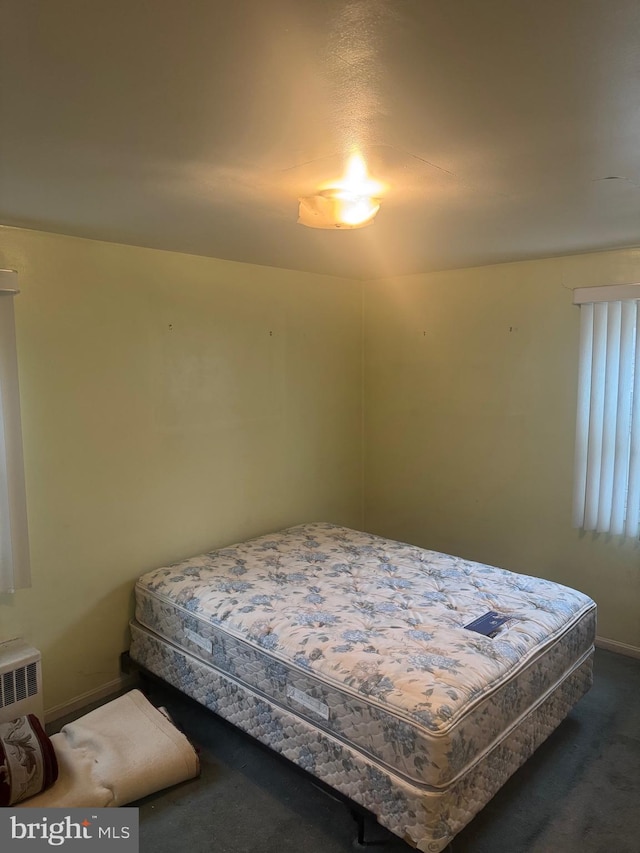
[298,153,385,229]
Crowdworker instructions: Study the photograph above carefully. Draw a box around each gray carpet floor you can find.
[119,648,640,853]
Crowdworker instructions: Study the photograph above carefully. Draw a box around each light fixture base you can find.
[298,191,381,230]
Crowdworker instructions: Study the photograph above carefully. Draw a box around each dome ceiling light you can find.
[298,152,386,229]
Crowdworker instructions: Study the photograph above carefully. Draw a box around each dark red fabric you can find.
[0,714,58,805]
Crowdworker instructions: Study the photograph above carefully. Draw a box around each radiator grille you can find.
[0,662,38,709]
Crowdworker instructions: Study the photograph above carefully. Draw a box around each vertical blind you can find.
[572,288,640,537]
[0,270,30,592]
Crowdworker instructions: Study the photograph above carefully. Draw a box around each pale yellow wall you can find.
[0,226,363,712]
[2,226,639,715]
[364,248,640,648]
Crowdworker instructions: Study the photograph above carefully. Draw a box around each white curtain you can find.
[0,271,30,592]
[573,296,640,537]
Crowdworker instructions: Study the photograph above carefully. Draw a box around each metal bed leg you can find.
[350,808,367,846]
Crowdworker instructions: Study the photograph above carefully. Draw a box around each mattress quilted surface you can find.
[134,523,596,787]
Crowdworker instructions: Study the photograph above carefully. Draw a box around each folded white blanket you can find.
[18,690,199,808]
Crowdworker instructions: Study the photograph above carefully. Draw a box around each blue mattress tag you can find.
[464,610,510,637]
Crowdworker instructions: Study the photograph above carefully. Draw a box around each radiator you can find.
[0,638,44,724]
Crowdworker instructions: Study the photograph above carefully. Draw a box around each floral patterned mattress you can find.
[132,523,596,790]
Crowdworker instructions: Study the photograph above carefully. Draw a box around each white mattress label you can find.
[184,628,213,654]
[286,685,330,720]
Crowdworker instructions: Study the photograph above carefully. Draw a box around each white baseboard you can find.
[45,673,138,724]
[595,635,640,660]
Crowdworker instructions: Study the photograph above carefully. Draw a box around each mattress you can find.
[129,523,596,851]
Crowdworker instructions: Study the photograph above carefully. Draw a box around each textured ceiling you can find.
[1,0,639,279]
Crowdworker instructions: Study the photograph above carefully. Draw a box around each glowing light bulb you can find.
[331,190,380,226]
[338,153,384,199]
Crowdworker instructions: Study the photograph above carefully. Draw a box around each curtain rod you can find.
[573,283,640,304]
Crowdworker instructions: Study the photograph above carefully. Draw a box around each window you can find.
[572,284,640,537]
[0,269,30,592]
